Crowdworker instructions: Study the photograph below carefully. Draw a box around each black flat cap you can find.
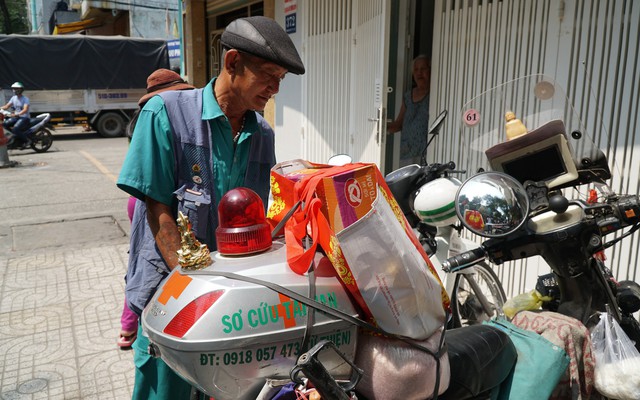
[221,16,305,75]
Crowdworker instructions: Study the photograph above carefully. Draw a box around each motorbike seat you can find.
[440,324,517,400]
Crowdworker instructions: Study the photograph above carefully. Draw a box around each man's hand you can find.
[145,197,182,270]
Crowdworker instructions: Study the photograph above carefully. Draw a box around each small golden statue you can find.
[176,211,212,270]
[505,111,528,140]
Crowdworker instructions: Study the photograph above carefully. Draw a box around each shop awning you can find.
[53,18,102,35]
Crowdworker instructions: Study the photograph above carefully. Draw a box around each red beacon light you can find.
[216,187,272,255]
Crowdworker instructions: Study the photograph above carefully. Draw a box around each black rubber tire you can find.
[96,112,126,138]
[450,262,507,328]
[31,128,53,153]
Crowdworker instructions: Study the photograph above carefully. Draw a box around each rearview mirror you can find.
[456,172,530,238]
[428,110,447,136]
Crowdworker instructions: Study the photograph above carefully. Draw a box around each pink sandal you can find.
[117,331,137,348]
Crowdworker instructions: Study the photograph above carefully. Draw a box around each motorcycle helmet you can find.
[413,177,462,227]
[11,82,24,94]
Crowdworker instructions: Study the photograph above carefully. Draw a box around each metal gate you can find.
[431,0,640,297]
[302,0,390,167]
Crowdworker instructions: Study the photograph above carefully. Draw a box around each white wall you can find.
[129,7,178,40]
[274,1,305,164]
[431,0,640,298]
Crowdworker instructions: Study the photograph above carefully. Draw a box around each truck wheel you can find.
[96,112,126,138]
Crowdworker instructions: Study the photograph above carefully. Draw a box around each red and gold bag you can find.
[267,159,449,340]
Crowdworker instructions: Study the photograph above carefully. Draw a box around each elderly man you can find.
[117,16,304,400]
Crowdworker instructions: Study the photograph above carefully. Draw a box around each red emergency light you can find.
[216,187,272,255]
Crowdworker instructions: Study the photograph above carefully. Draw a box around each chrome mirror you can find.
[456,172,530,238]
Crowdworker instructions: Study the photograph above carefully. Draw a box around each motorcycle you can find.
[0,109,54,153]
[385,110,506,328]
[140,183,517,399]
[442,74,640,351]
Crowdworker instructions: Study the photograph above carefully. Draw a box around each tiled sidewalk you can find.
[0,244,135,399]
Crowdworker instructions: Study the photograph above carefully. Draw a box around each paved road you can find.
[0,127,135,399]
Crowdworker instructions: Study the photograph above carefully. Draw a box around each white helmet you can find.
[413,177,462,227]
[11,82,24,89]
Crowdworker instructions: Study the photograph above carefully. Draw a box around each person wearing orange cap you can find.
[117,16,304,400]
[117,69,194,350]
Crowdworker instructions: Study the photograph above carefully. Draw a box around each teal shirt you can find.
[117,78,255,210]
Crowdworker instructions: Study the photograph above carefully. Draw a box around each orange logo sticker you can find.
[158,272,193,305]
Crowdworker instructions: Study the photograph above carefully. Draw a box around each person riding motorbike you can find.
[1,82,32,149]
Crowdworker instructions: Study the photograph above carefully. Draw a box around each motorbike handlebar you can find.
[583,194,640,236]
[442,195,640,269]
[423,161,465,177]
[613,195,640,226]
[442,247,487,273]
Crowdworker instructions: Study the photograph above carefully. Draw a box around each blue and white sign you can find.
[167,39,181,59]
[285,13,297,34]
[284,0,297,34]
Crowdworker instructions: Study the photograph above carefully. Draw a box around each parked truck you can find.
[0,34,170,137]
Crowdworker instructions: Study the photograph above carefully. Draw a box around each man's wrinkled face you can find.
[236,52,287,111]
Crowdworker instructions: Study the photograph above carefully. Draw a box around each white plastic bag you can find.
[336,189,446,340]
[590,312,640,400]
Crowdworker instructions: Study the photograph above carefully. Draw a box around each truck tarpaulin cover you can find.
[0,35,170,90]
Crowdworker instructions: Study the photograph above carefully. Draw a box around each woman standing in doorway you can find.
[387,55,430,166]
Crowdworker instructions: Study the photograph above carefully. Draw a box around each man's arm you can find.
[145,197,181,270]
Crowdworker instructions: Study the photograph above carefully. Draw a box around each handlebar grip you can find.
[616,195,640,225]
[442,247,487,273]
[437,161,456,173]
[424,161,456,176]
